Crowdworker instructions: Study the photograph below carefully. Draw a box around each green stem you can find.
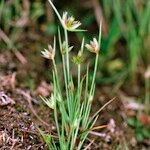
[64,29,70,83]
[58,27,70,115]
[78,65,81,89]
[52,59,61,94]
[90,53,99,95]
[83,53,99,128]
[52,70,61,144]
[64,28,73,119]
[62,55,71,115]
[54,105,61,146]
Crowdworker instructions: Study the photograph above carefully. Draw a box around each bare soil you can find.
[0,47,150,150]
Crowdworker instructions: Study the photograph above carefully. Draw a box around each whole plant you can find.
[40,1,108,149]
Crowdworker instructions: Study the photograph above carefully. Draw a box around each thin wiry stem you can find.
[82,53,99,128]
[91,97,116,121]
[58,28,71,115]
[78,38,85,89]
[89,53,99,95]
[78,65,81,89]
[64,29,70,83]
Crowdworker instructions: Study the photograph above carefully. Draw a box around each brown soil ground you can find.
[0,49,150,150]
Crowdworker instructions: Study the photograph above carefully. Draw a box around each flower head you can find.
[41,38,56,60]
[85,38,99,54]
[41,94,55,109]
[61,41,73,54]
[72,51,84,65]
[48,0,84,32]
[61,12,81,31]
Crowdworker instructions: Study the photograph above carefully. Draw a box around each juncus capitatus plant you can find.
[39,1,109,149]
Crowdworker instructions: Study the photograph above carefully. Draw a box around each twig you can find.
[84,139,95,150]
[89,131,106,137]
[91,97,117,121]
[81,124,107,135]
[16,89,50,127]
[0,28,27,64]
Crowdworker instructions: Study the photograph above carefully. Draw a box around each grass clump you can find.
[39,1,107,149]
